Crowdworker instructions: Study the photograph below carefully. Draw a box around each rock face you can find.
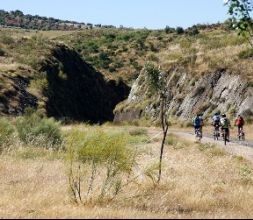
[41,45,130,123]
[114,67,253,122]
[0,45,130,123]
[0,74,38,115]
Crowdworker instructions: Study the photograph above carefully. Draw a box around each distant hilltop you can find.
[0,9,118,31]
[0,9,233,32]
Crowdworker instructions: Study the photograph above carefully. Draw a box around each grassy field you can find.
[0,123,252,219]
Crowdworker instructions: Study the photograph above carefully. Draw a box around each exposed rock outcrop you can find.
[114,67,253,122]
[0,70,38,116]
[0,44,130,122]
[41,44,130,122]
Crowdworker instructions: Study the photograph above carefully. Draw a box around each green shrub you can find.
[16,110,62,149]
[147,54,159,62]
[238,48,253,59]
[0,118,15,151]
[0,48,5,56]
[187,26,199,36]
[165,26,175,34]
[66,128,137,203]
[129,128,148,136]
[176,27,185,35]
[0,34,15,45]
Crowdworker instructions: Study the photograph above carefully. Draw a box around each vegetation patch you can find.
[66,128,138,203]
[197,143,226,157]
[238,48,253,59]
[16,109,62,149]
[0,118,15,152]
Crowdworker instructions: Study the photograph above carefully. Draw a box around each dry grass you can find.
[0,125,252,218]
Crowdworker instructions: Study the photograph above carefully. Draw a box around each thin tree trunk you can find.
[158,95,169,183]
[158,125,169,183]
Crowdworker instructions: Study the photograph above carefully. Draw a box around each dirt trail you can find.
[147,127,253,163]
[62,125,253,163]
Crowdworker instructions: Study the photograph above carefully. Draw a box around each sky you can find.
[0,0,229,29]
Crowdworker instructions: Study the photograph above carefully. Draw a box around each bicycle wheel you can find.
[215,130,219,141]
[199,132,202,141]
[224,131,227,146]
[242,133,245,141]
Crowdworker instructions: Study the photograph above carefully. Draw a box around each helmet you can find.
[222,114,226,118]
[214,112,219,116]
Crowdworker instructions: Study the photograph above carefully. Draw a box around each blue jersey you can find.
[213,115,220,122]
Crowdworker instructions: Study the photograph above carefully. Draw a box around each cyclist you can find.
[220,114,231,142]
[192,113,204,137]
[235,114,245,138]
[213,112,221,137]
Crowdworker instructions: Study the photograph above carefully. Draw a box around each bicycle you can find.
[195,128,202,142]
[238,127,245,141]
[213,124,220,141]
[221,128,229,146]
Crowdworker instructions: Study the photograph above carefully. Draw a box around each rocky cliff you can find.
[114,67,253,122]
[0,44,130,123]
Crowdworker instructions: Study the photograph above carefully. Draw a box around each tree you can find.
[176,26,185,35]
[165,25,175,34]
[145,63,170,184]
[225,0,253,46]
[187,25,199,36]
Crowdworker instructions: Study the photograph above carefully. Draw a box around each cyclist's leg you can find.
[227,128,230,141]
[195,126,199,134]
[221,127,225,138]
[240,125,245,138]
[217,124,221,137]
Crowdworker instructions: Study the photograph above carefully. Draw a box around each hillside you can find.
[1,19,253,122]
[54,22,253,86]
[0,10,116,31]
[0,29,129,122]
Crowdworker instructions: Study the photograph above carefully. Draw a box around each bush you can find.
[0,48,5,56]
[165,26,175,34]
[176,27,185,35]
[0,34,15,45]
[187,26,199,36]
[66,128,137,203]
[0,118,15,151]
[147,54,159,62]
[16,110,62,149]
[129,128,148,136]
[238,48,253,59]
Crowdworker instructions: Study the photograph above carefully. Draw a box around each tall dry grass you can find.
[0,125,252,218]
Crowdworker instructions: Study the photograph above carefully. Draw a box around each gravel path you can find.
[148,127,253,163]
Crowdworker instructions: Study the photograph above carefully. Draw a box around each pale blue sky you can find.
[1,0,229,29]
